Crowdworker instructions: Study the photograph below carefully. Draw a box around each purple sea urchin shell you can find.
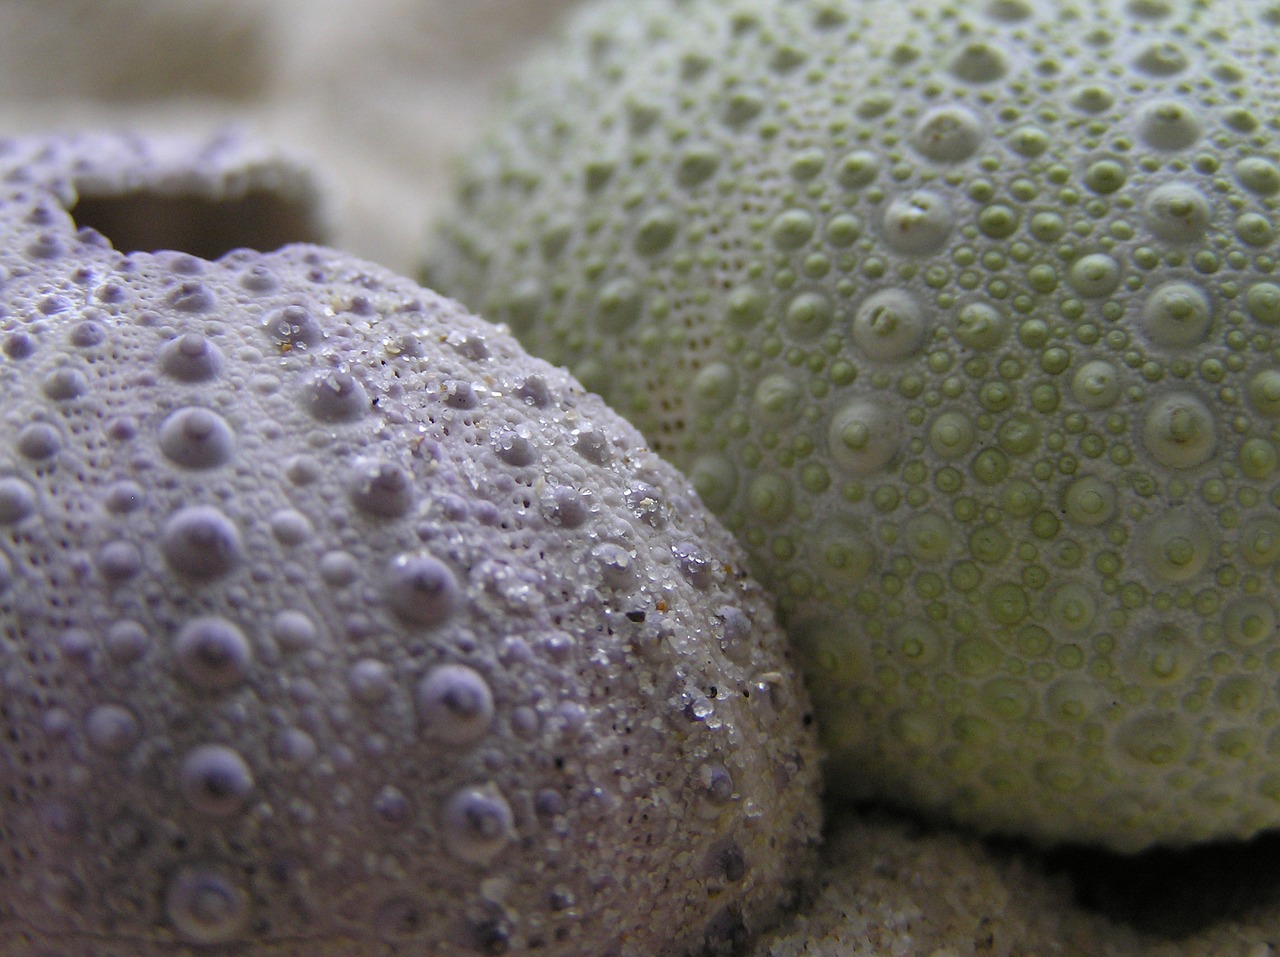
[0,130,819,956]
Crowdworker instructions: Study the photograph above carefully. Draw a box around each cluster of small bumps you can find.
[0,131,820,955]
[427,0,1280,849]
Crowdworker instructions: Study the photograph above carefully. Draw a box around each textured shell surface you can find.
[426,0,1280,850]
[0,130,821,956]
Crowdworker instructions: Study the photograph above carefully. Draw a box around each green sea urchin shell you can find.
[428,0,1280,850]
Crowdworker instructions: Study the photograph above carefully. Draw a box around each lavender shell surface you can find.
[0,130,821,956]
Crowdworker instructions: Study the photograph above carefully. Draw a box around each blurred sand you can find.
[0,0,584,273]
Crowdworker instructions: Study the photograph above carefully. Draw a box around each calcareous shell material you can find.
[0,130,821,956]
[426,0,1280,852]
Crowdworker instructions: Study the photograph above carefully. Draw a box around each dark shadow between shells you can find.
[1037,827,1280,938]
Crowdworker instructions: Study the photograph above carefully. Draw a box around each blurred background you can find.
[0,0,584,273]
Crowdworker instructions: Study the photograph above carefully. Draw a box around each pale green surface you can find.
[428,0,1280,850]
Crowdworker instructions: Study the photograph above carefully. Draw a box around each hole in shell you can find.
[69,189,324,259]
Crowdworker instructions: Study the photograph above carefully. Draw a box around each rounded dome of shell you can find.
[427,0,1280,850]
[0,131,820,955]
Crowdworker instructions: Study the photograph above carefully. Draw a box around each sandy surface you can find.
[0,0,584,273]
[4,2,1280,955]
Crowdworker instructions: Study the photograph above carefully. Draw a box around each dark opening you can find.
[69,189,325,261]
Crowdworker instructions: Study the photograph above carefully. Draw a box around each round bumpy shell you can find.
[427,0,1280,849]
[0,132,820,955]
